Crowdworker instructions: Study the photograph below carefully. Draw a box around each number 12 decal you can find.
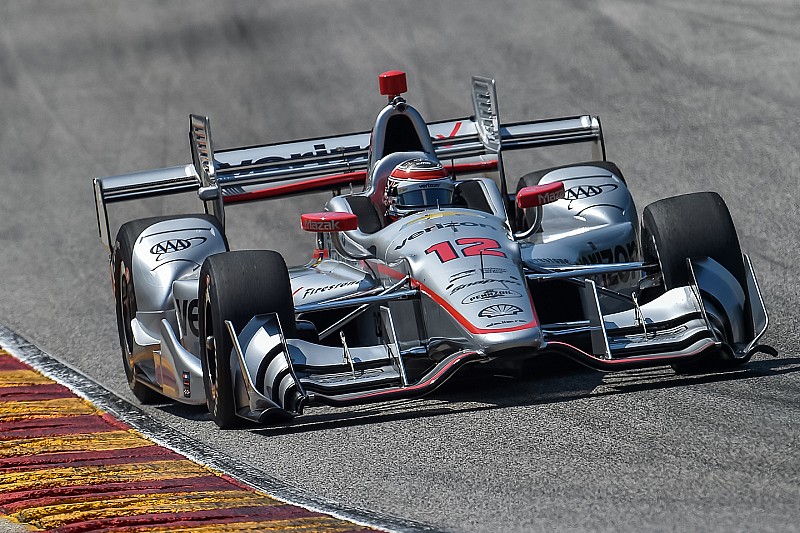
[425,238,506,263]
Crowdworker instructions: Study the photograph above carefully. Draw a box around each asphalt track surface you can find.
[0,1,798,532]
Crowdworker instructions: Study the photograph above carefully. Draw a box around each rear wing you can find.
[94,76,605,252]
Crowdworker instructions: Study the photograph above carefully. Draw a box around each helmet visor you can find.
[396,186,454,208]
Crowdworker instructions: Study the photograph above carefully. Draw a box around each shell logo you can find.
[478,304,523,318]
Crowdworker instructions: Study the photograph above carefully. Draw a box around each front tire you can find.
[641,192,746,292]
[641,192,749,372]
[199,250,296,428]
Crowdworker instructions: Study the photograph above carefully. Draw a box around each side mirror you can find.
[516,181,565,209]
[300,212,359,232]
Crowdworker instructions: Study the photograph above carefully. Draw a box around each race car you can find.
[94,70,773,428]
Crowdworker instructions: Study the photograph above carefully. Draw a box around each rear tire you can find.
[640,192,749,372]
[199,250,296,428]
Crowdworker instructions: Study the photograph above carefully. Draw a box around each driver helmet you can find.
[384,158,455,219]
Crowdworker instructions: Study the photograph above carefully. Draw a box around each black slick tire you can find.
[641,192,746,292]
[641,192,749,372]
[199,250,296,429]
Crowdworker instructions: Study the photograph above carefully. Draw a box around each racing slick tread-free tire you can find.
[113,215,223,404]
[199,250,296,429]
[641,192,746,292]
[641,192,749,372]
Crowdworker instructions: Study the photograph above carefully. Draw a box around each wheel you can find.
[113,217,174,404]
[641,192,746,292]
[199,250,296,428]
[640,192,750,372]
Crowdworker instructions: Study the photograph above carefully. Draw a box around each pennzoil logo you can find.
[150,237,207,260]
[462,288,522,305]
[478,304,523,318]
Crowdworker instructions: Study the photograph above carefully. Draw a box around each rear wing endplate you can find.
[469,76,606,161]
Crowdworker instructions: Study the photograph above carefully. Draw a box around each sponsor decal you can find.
[303,219,342,232]
[434,121,463,148]
[177,298,199,337]
[449,267,508,285]
[401,211,468,227]
[447,277,521,295]
[394,221,498,250]
[531,257,571,265]
[449,269,476,283]
[462,288,522,305]
[486,319,526,327]
[564,183,618,208]
[300,212,357,232]
[519,183,565,207]
[478,304,523,318]
[182,371,191,398]
[480,267,507,274]
[150,237,207,260]
[217,142,366,175]
[537,190,563,204]
[579,240,638,285]
[302,280,360,299]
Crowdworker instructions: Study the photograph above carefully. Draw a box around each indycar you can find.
[94,70,772,428]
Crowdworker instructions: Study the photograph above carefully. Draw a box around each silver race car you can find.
[94,71,773,428]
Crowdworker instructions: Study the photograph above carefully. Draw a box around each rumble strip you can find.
[0,324,429,533]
